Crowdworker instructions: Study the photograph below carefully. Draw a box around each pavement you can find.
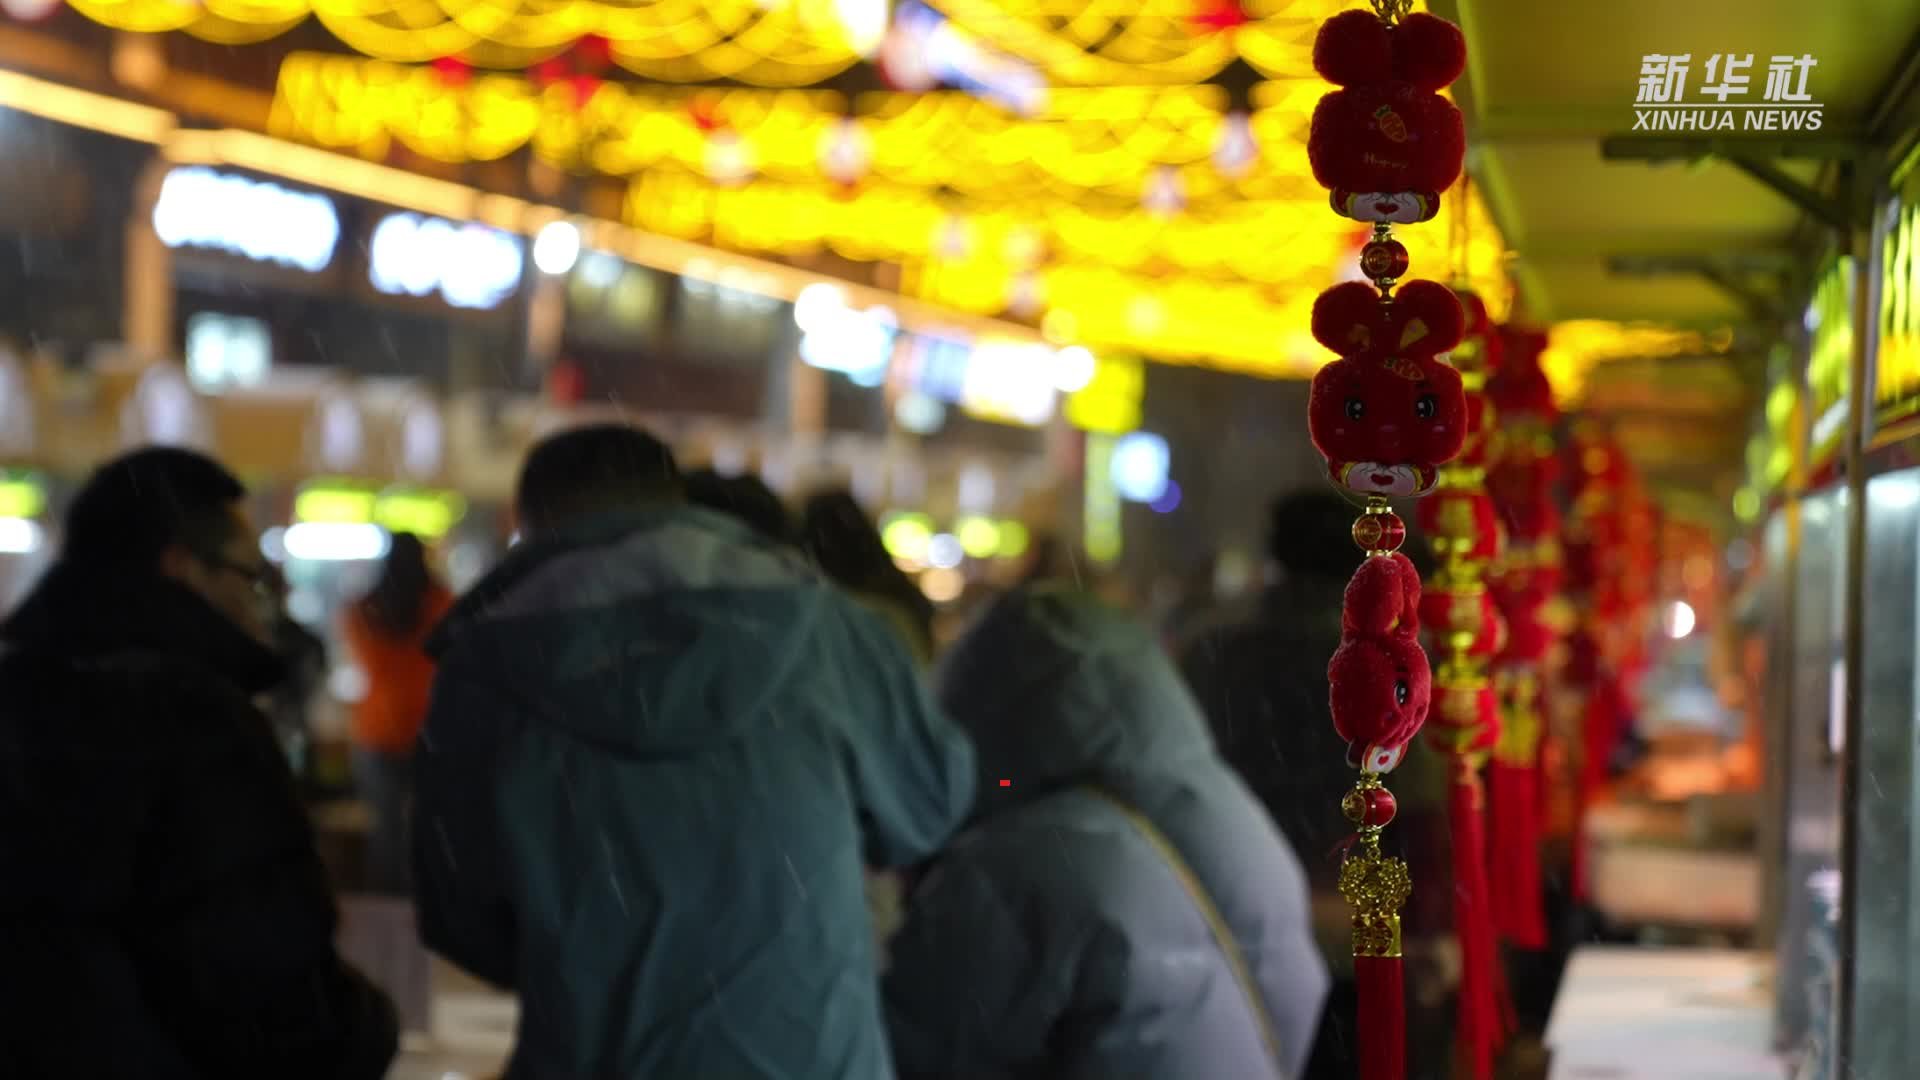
[386,961,516,1080]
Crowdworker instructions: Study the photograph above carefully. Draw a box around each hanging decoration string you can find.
[1302,4,1472,1078]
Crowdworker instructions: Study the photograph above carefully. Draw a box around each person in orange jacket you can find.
[342,531,454,895]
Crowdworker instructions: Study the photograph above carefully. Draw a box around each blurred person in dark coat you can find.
[0,447,397,1079]
[261,561,329,780]
[414,425,974,1079]
[885,586,1328,1079]
[1178,489,1453,1080]
[800,490,937,666]
[685,473,918,973]
[685,467,797,547]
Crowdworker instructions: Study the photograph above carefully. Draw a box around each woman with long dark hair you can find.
[799,491,935,665]
[341,532,453,895]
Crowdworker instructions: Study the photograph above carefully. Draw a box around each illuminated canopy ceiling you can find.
[72,0,1368,83]
[65,0,1517,379]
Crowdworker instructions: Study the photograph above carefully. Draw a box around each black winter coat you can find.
[0,562,397,1078]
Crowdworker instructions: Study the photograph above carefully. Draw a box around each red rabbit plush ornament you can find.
[1308,279,1469,497]
[1331,551,1431,774]
[1302,9,1473,1080]
[1310,8,1468,224]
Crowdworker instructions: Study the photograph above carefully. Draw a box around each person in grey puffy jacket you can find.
[882,585,1329,1080]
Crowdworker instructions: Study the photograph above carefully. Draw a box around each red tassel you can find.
[1356,954,1406,1080]
[1571,677,1618,901]
[1487,758,1548,949]
[1449,768,1504,1080]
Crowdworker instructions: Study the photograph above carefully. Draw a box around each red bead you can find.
[1360,238,1410,284]
[1363,786,1397,827]
[1351,510,1406,554]
[1343,785,1399,828]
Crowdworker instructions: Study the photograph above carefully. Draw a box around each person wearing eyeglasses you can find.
[0,446,397,1079]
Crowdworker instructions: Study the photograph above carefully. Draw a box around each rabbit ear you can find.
[1314,9,1394,87]
[1390,12,1468,92]
[1312,282,1386,354]
[1391,281,1465,353]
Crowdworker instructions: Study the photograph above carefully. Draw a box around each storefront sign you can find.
[369,213,524,310]
[185,312,272,392]
[795,284,898,386]
[1805,256,1853,469]
[1877,190,1920,430]
[901,335,973,404]
[1064,353,1145,436]
[1762,343,1795,492]
[294,479,468,539]
[153,167,339,272]
[960,339,1057,428]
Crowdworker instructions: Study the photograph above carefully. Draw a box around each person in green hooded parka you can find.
[413,424,976,1080]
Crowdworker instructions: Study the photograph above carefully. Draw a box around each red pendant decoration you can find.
[1485,324,1559,953]
[1412,284,1507,1080]
[1303,4,1470,1079]
[1558,423,1651,900]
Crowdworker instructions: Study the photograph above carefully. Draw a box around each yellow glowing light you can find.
[1041,309,1080,344]
[881,512,934,561]
[1733,488,1761,522]
[73,0,1415,87]
[263,54,1514,379]
[955,515,1002,559]
[294,483,378,524]
[0,475,47,520]
[1083,434,1122,564]
[1540,321,1735,406]
[1065,353,1145,435]
[373,489,467,538]
[1807,257,1854,417]
[72,0,869,87]
[1883,196,1919,419]
[995,519,1030,558]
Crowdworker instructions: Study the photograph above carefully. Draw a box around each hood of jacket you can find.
[2,560,285,694]
[934,584,1215,823]
[429,504,842,757]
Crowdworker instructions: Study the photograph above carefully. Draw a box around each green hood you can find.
[934,585,1216,822]
[430,505,836,756]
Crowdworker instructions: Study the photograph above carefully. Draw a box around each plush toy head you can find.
[1489,332,1556,427]
[1309,10,1467,223]
[1309,280,1468,497]
[1489,459,1560,537]
[1329,551,1431,774]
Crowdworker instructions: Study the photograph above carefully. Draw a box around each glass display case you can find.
[1844,466,1920,1077]
[1773,488,1845,1054]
